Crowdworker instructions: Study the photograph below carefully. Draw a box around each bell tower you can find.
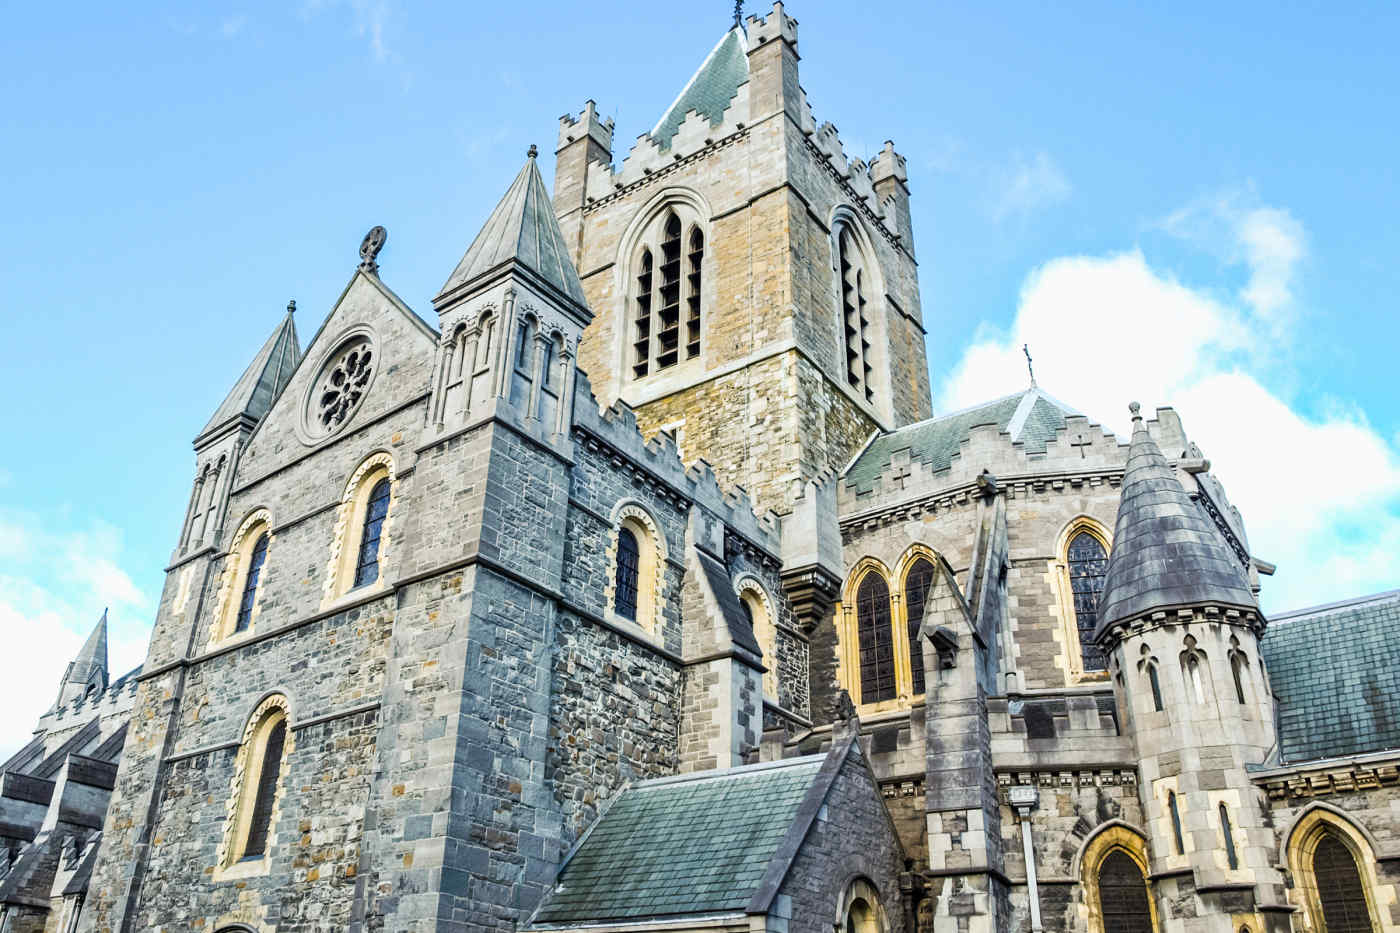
[553,2,932,519]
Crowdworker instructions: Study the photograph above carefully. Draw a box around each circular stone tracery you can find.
[314,338,374,434]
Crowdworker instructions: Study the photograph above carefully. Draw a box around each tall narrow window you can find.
[655,213,682,370]
[353,478,391,588]
[904,558,936,696]
[615,527,640,622]
[633,250,653,377]
[1148,665,1164,712]
[1231,651,1249,704]
[855,573,895,704]
[511,316,536,408]
[1168,792,1185,855]
[1314,834,1373,933]
[235,533,269,633]
[1187,657,1207,704]
[837,226,873,402]
[1098,851,1154,933]
[242,718,287,859]
[1067,531,1108,671]
[685,228,703,359]
[1220,804,1239,870]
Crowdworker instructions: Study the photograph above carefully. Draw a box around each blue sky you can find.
[2,1,1397,754]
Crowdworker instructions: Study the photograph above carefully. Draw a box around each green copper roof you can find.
[650,27,748,150]
[844,388,1076,494]
[530,756,824,925]
[1262,590,1400,764]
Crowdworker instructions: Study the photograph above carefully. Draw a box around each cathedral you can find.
[4,4,1400,932]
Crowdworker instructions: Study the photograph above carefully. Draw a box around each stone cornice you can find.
[1254,752,1400,801]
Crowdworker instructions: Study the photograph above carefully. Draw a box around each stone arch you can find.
[1075,820,1160,933]
[735,573,778,702]
[894,543,942,697]
[215,693,295,877]
[1282,803,1394,932]
[828,205,890,416]
[209,507,274,646]
[833,875,892,933]
[1051,514,1113,682]
[604,499,668,637]
[322,451,398,607]
[840,557,899,709]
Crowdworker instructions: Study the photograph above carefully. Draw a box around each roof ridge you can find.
[1268,587,1400,624]
[635,753,825,790]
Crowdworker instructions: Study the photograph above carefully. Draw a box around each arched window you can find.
[1067,531,1108,671]
[855,572,896,704]
[235,533,269,633]
[738,581,778,702]
[837,878,887,933]
[1231,654,1248,704]
[836,224,873,402]
[221,697,292,871]
[510,315,537,408]
[1187,657,1206,704]
[1098,850,1154,932]
[354,478,391,588]
[615,527,640,622]
[1148,665,1164,712]
[1220,804,1239,870]
[903,557,936,696]
[1168,792,1185,855]
[243,717,287,859]
[685,227,703,359]
[1314,833,1374,932]
[846,898,877,933]
[632,249,653,378]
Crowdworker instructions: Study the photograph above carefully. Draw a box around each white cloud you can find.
[938,214,1400,615]
[990,151,1072,222]
[301,0,394,63]
[0,513,153,759]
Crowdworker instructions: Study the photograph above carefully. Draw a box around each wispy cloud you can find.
[990,150,1072,222]
[219,14,248,38]
[940,194,1398,614]
[301,0,394,63]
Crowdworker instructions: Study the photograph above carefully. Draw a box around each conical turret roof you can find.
[1094,403,1256,642]
[68,609,109,686]
[199,304,300,442]
[437,149,587,309]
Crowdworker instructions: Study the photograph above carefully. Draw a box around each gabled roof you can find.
[650,27,748,150]
[198,305,300,443]
[437,151,587,308]
[844,387,1077,493]
[1262,589,1400,764]
[1094,404,1256,639]
[528,755,826,926]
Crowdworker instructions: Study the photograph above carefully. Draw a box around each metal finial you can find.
[286,299,296,315]
[1022,344,1036,387]
[1129,401,1142,420]
[734,0,743,28]
[527,144,538,159]
[359,225,387,274]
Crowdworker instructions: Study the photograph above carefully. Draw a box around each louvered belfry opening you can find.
[856,573,895,704]
[685,227,703,359]
[1098,850,1154,933]
[242,719,287,860]
[655,213,683,370]
[633,249,653,378]
[1068,531,1108,670]
[838,227,873,403]
[903,558,936,695]
[1315,834,1375,933]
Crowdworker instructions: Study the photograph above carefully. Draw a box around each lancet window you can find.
[855,572,896,704]
[629,206,704,379]
[836,223,874,402]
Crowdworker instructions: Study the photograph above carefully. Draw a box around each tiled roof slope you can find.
[650,27,748,150]
[1262,590,1400,764]
[199,307,300,441]
[530,756,824,925]
[844,388,1075,493]
[438,151,587,307]
[1095,404,1255,639]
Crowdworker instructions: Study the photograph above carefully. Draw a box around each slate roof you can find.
[843,388,1077,494]
[437,151,588,308]
[199,306,300,442]
[1095,405,1256,639]
[67,611,108,687]
[529,755,825,925]
[1262,590,1400,764]
[650,27,748,150]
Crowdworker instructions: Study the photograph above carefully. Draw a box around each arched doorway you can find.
[1314,833,1374,932]
[1097,850,1154,932]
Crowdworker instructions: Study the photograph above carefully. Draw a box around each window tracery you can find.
[315,338,373,433]
[1067,531,1108,671]
[855,572,896,705]
[627,202,705,380]
[902,557,936,696]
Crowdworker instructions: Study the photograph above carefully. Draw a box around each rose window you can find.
[315,339,374,433]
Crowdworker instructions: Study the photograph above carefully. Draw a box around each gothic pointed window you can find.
[242,718,286,859]
[235,533,269,633]
[633,249,653,378]
[1148,665,1164,712]
[1067,531,1108,671]
[856,572,896,704]
[837,225,874,402]
[353,478,391,588]
[1314,834,1374,933]
[511,315,537,408]
[626,203,706,381]
[1098,851,1154,933]
[685,227,703,359]
[656,213,683,370]
[903,558,936,696]
[615,527,640,622]
[1186,656,1207,704]
[1168,792,1185,855]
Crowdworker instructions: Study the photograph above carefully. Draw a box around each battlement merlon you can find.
[556,99,615,158]
[871,140,914,253]
[746,2,798,53]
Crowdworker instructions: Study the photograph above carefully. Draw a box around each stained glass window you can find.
[615,528,640,622]
[1098,851,1153,933]
[353,478,391,588]
[234,532,269,633]
[1315,834,1374,933]
[242,718,286,860]
[856,573,895,704]
[904,558,936,695]
[1068,532,1108,671]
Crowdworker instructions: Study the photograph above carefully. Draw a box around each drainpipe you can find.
[1010,785,1043,932]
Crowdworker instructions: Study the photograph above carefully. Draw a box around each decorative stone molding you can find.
[214,693,294,879]
[321,452,397,607]
[602,501,668,637]
[208,508,273,648]
[296,324,380,446]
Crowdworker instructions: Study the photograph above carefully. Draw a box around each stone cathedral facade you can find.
[3,5,1399,933]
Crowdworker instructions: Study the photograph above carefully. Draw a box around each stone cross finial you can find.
[1071,433,1091,458]
[359,225,387,274]
[286,299,296,315]
[527,144,538,159]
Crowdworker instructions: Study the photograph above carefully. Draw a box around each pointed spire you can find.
[436,150,589,310]
[197,303,302,444]
[1094,403,1257,644]
[68,609,109,687]
[648,25,748,150]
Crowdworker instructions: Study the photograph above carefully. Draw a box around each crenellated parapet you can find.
[556,99,614,156]
[745,1,798,50]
